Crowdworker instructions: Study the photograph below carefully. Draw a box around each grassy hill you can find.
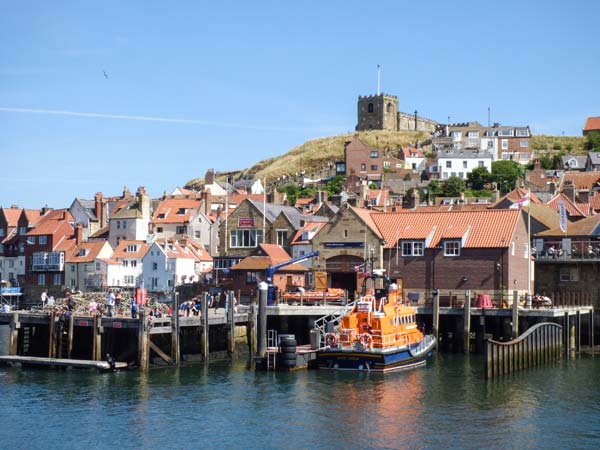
[185,132,589,189]
[185,130,429,188]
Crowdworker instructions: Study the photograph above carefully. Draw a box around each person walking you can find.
[40,290,48,307]
[130,297,138,319]
[106,291,115,317]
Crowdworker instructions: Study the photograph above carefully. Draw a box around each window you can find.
[501,139,508,149]
[443,172,449,179]
[70,265,75,272]
[0,229,4,237]
[344,229,348,238]
[487,140,494,149]
[462,161,468,168]
[370,151,379,158]
[124,275,134,285]
[502,152,509,160]
[194,230,201,239]
[123,260,129,267]
[157,227,163,233]
[498,129,514,137]
[520,153,529,161]
[126,244,137,253]
[38,274,46,285]
[158,213,166,219]
[277,230,287,246]
[467,131,479,137]
[176,226,186,234]
[27,236,35,244]
[19,227,26,235]
[444,241,460,256]
[520,140,529,148]
[402,241,424,256]
[370,165,378,171]
[116,221,121,229]
[19,244,24,253]
[386,102,393,113]
[360,164,366,172]
[53,274,61,285]
[485,130,494,137]
[467,140,478,148]
[153,262,158,270]
[95,262,100,271]
[459,172,464,179]
[177,208,187,215]
[230,229,263,248]
[131,260,137,268]
[70,279,76,288]
[246,271,259,284]
[560,268,578,282]
[524,243,529,258]
[383,161,390,168]
[450,131,462,138]
[445,161,452,168]
[122,221,127,229]
[478,161,485,167]
[367,103,374,113]
[516,128,529,137]
[8,259,14,268]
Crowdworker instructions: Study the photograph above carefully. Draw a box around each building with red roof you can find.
[583,117,600,136]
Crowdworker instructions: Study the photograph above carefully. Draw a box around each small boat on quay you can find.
[315,271,436,372]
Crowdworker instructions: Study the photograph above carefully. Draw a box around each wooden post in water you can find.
[512,290,519,339]
[463,290,471,353]
[590,309,595,348]
[432,289,440,351]
[563,311,569,358]
[48,311,56,358]
[94,315,102,361]
[576,310,581,353]
[257,282,268,358]
[138,309,149,371]
[171,292,180,365]
[9,312,19,356]
[227,291,235,356]
[67,314,74,359]
[201,292,209,363]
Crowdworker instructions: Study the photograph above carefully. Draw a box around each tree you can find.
[466,166,491,190]
[442,176,466,197]
[324,175,345,196]
[491,160,523,193]
[278,183,300,206]
[428,179,442,195]
[586,131,600,152]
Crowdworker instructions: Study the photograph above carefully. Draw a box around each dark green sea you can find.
[1,331,599,449]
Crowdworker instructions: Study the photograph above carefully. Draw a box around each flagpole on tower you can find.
[377,65,381,95]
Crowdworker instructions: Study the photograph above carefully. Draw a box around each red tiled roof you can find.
[151,198,201,224]
[583,117,600,132]
[401,147,424,159]
[351,207,384,239]
[230,256,307,272]
[537,214,600,237]
[546,194,589,218]
[589,195,600,212]
[27,210,74,235]
[113,240,151,259]
[1,207,22,227]
[66,240,110,263]
[491,188,542,208]
[259,244,292,263]
[371,209,521,248]
[23,209,43,226]
[561,172,600,191]
[291,222,327,245]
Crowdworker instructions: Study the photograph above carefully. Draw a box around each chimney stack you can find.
[94,192,105,227]
[563,181,576,202]
[75,224,83,244]
[136,186,150,220]
[205,169,215,186]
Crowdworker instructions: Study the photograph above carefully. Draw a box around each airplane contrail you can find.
[0,107,332,132]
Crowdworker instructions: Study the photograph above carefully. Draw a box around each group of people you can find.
[177,292,237,317]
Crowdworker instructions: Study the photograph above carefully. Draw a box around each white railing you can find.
[314,299,358,349]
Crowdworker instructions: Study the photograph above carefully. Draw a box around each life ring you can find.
[359,333,372,350]
[325,333,338,348]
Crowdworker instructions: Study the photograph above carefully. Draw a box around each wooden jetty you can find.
[0,355,127,371]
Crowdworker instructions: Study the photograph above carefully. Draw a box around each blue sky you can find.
[1,0,599,208]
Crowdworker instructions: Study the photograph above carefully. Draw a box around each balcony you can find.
[32,251,64,272]
[534,241,600,263]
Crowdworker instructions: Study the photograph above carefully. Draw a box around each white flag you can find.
[558,201,567,233]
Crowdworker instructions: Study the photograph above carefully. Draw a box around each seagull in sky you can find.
[103,70,109,79]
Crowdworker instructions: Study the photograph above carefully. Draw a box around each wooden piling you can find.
[563,311,569,358]
[171,292,180,364]
[227,291,235,356]
[432,289,440,351]
[201,292,209,362]
[590,309,595,348]
[48,311,56,358]
[67,314,74,359]
[94,315,102,361]
[576,310,581,353]
[9,313,19,356]
[463,290,471,354]
[511,290,519,339]
[257,282,268,358]
[138,310,149,371]
[484,322,563,380]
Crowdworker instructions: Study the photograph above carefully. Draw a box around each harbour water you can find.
[1,349,599,450]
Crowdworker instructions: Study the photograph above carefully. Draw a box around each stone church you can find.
[356,93,437,133]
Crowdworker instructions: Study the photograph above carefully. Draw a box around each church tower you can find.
[356,94,399,131]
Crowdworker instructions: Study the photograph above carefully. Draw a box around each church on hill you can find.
[356,93,438,133]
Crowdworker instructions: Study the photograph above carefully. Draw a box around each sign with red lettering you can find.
[238,218,255,227]
[78,320,89,327]
[113,322,122,328]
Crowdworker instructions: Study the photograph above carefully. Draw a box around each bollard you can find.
[202,292,209,362]
[432,289,440,351]
[463,290,471,353]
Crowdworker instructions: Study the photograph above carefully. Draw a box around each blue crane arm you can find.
[266,250,320,282]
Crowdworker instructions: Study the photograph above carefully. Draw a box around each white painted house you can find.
[437,149,493,180]
[108,187,151,249]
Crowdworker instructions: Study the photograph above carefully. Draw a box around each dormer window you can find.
[158,213,166,219]
[19,227,26,235]
[177,208,187,215]
[370,151,379,158]
[402,241,424,256]
[444,240,461,256]
[39,236,47,245]
[126,244,138,253]
[79,249,89,257]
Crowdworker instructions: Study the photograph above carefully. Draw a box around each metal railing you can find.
[314,299,358,349]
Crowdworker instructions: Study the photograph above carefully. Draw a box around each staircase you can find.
[313,300,358,349]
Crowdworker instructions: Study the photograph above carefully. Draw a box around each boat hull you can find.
[316,336,436,373]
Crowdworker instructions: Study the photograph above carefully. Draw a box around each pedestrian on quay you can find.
[41,290,48,307]
[131,297,138,319]
[66,292,74,312]
[89,299,98,315]
[106,290,115,317]
[115,292,122,315]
